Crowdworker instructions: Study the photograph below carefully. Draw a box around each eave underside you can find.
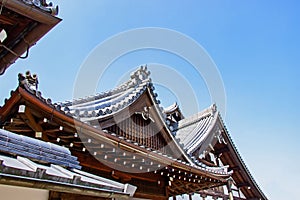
[0,0,61,74]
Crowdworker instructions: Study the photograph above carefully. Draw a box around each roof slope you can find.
[175,104,218,154]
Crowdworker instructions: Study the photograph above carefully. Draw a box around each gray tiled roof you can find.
[175,104,218,154]
[56,66,162,121]
[0,128,80,169]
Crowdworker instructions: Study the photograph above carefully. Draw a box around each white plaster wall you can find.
[0,184,49,200]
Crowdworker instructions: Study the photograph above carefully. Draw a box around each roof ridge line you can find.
[57,66,151,106]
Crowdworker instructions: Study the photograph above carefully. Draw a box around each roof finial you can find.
[211,103,217,113]
[23,0,59,16]
[18,70,39,93]
[129,65,151,85]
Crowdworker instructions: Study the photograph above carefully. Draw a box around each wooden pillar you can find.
[189,194,193,200]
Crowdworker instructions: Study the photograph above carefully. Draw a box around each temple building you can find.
[0,1,267,200]
[0,67,267,200]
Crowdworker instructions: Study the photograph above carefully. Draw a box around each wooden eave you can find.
[0,0,61,75]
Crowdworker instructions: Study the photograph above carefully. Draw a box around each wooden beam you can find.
[18,105,48,140]
[213,146,230,155]
[228,166,240,171]
[2,128,33,133]
[134,192,168,200]
[49,192,113,200]
[236,182,250,188]
[0,90,22,124]
[18,105,42,131]
[9,117,25,125]
[0,15,15,25]
[72,151,162,183]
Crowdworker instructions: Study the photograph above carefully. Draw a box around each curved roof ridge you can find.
[177,104,217,130]
[67,87,136,110]
[57,65,151,106]
[52,66,154,119]
[78,84,149,121]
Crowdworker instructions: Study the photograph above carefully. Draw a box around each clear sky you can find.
[1,1,299,199]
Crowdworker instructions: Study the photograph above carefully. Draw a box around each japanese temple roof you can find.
[174,105,267,200]
[1,68,273,198]
[57,66,159,121]
[0,79,232,179]
[0,128,136,198]
[0,69,234,197]
[0,0,61,75]
[53,67,232,176]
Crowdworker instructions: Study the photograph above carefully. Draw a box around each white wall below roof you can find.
[0,184,49,200]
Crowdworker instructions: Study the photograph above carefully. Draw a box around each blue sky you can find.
[1,1,299,199]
